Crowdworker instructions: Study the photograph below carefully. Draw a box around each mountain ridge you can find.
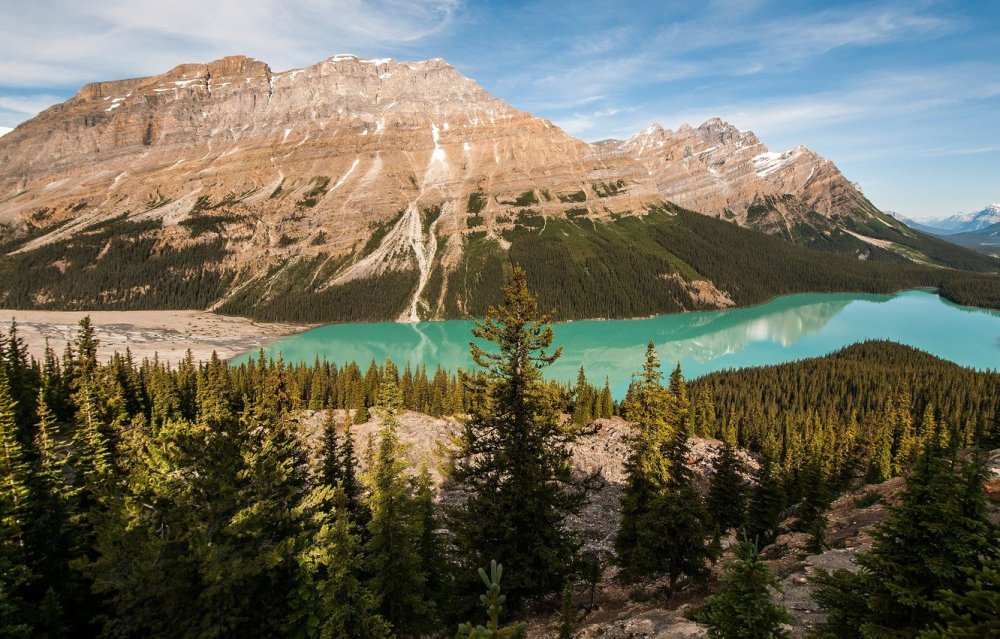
[1,53,998,321]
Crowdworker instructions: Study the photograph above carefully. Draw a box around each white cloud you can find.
[0,94,64,116]
[554,105,640,136]
[0,126,12,137]
[0,0,463,88]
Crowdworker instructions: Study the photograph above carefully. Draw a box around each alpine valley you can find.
[1,54,998,322]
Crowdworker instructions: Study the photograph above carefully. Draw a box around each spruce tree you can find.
[812,446,998,637]
[617,353,715,593]
[743,456,786,548]
[450,266,582,606]
[598,379,614,419]
[615,341,673,574]
[707,441,749,535]
[638,478,716,596]
[920,552,1000,638]
[414,464,446,624]
[669,362,692,434]
[0,375,32,637]
[2,321,37,443]
[793,453,829,554]
[287,484,390,639]
[571,366,593,425]
[558,582,577,639]
[320,410,345,487]
[694,536,792,639]
[456,560,527,639]
[363,362,432,637]
[24,393,82,636]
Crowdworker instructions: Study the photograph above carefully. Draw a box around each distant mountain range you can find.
[892,205,1000,255]
[894,204,1000,234]
[937,222,1000,257]
[1,54,997,321]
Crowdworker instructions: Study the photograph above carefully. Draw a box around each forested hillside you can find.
[2,205,999,322]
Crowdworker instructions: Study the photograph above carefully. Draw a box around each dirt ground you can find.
[0,309,309,365]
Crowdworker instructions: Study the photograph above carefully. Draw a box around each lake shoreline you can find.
[0,309,311,366]
[232,289,1000,398]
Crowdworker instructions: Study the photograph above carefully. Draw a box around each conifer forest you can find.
[1,269,997,638]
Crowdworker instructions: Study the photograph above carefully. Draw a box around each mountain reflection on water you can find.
[233,290,999,398]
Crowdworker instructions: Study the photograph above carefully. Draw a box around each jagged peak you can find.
[698,116,741,131]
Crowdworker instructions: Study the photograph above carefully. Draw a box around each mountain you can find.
[0,54,659,321]
[596,120,993,265]
[941,222,1000,256]
[916,204,1000,234]
[1,55,998,322]
[595,120,881,236]
[888,212,951,236]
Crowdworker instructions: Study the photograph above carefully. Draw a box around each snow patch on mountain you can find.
[753,146,806,177]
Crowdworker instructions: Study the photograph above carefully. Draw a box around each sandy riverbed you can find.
[0,309,309,365]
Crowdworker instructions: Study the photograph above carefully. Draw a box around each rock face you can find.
[596,119,900,239]
[4,54,976,321]
[0,54,656,320]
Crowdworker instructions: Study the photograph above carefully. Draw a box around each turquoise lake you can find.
[233,290,1000,398]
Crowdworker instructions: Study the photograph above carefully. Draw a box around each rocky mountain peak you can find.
[599,119,882,236]
[0,53,658,321]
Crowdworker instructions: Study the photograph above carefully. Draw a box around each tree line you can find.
[3,204,998,323]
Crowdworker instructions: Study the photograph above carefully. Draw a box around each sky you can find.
[1,0,997,219]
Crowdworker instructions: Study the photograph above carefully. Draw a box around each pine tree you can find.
[615,341,673,574]
[363,361,433,637]
[456,560,527,639]
[707,442,749,535]
[320,410,345,487]
[286,485,390,639]
[812,446,998,637]
[0,374,33,637]
[558,582,577,639]
[743,456,786,548]
[920,552,1000,638]
[694,536,792,639]
[638,480,716,596]
[450,266,582,606]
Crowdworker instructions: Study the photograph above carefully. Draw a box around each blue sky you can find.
[1,0,997,218]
